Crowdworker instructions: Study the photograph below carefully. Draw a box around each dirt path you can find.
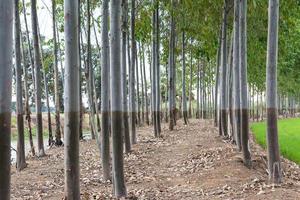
[11,119,300,199]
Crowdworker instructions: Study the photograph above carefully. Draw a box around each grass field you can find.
[251,118,300,165]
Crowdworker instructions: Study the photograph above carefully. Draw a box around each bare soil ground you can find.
[11,119,300,199]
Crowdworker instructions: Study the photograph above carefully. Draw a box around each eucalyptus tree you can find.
[64,0,80,198]
[21,33,35,156]
[196,59,200,119]
[110,0,127,197]
[122,0,131,153]
[219,0,229,137]
[152,0,161,136]
[130,0,137,144]
[14,0,27,171]
[182,31,188,124]
[31,0,45,156]
[240,0,252,168]
[266,0,281,184]
[168,0,176,130]
[155,2,161,135]
[101,0,111,181]
[188,45,193,118]
[52,0,63,146]
[142,43,150,125]
[233,0,241,149]
[0,0,13,198]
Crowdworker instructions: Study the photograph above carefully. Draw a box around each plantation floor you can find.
[11,119,300,199]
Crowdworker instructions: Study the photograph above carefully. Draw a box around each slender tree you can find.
[122,0,131,153]
[52,0,63,146]
[182,31,188,124]
[220,0,228,137]
[233,0,242,150]
[0,0,13,198]
[110,0,127,197]
[14,0,27,171]
[31,0,45,156]
[240,0,252,167]
[64,0,80,198]
[266,0,282,184]
[130,0,137,143]
[101,0,111,181]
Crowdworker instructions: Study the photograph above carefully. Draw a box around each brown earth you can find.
[11,119,300,199]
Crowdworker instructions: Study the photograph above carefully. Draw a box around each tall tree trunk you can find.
[154,2,161,135]
[52,0,63,146]
[31,0,45,157]
[130,0,137,144]
[136,48,141,126]
[182,31,188,124]
[86,0,96,140]
[122,0,131,153]
[43,73,53,146]
[151,6,157,134]
[168,2,176,130]
[101,0,111,181]
[64,0,80,198]
[110,0,127,197]
[142,43,150,125]
[21,33,35,156]
[78,0,83,140]
[15,0,27,171]
[240,0,252,167]
[266,0,281,184]
[196,59,200,119]
[138,43,145,124]
[0,0,13,198]
[188,44,193,118]
[214,25,222,126]
[233,0,242,150]
[220,0,228,137]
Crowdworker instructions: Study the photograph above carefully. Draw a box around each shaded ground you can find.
[11,119,300,199]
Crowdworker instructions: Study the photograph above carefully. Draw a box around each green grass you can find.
[251,118,300,164]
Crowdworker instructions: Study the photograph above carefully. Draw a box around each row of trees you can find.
[1,0,299,198]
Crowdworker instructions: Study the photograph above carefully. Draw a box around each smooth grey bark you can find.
[240,0,252,167]
[86,0,96,140]
[233,0,242,150]
[138,43,145,124]
[168,2,176,130]
[266,0,282,184]
[188,44,193,118]
[151,7,157,131]
[20,32,35,156]
[14,0,27,171]
[220,0,228,137]
[110,0,127,197]
[142,43,150,125]
[101,0,111,181]
[182,31,188,124]
[64,0,80,198]
[52,0,63,146]
[31,0,45,157]
[136,47,141,126]
[129,0,137,144]
[43,73,53,146]
[0,0,13,198]
[214,25,222,126]
[154,3,161,135]
[122,0,131,153]
[196,59,200,119]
